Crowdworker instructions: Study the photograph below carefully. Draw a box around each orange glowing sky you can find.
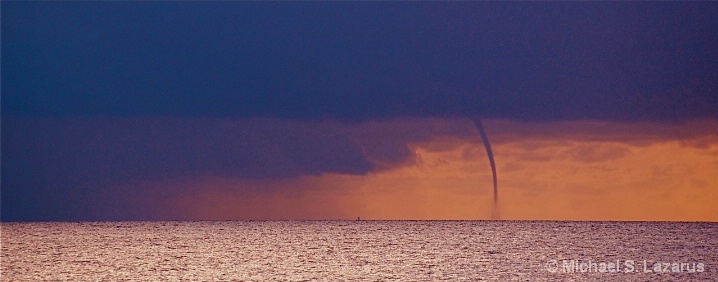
[128,118,718,222]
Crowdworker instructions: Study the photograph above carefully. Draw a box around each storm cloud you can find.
[2,117,477,220]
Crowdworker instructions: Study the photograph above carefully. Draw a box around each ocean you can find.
[1,221,716,281]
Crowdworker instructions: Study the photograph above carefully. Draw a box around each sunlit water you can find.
[2,221,716,281]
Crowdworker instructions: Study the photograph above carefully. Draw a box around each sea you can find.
[1,221,716,281]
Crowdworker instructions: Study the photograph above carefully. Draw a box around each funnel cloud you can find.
[473,118,499,220]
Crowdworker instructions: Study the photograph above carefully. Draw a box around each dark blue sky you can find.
[5,2,717,121]
[2,2,717,221]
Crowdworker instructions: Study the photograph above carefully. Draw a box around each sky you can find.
[2,2,717,221]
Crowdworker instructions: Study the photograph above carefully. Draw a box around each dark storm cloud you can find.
[1,117,373,220]
[3,2,717,121]
[1,117,473,221]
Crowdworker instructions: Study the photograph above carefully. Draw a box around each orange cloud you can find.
[129,118,717,221]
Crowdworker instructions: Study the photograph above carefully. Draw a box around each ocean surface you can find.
[1,221,716,281]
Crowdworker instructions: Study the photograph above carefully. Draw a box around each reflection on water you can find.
[2,221,716,281]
